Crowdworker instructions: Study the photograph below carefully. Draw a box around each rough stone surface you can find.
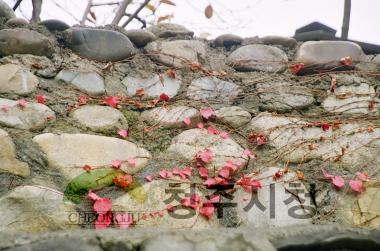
[0,185,78,233]
[257,82,315,112]
[228,44,288,72]
[63,28,135,62]
[148,23,194,38]
[322,83,378,114]
[0,64,39,95]
[213,34,243,47]
[0,0,15,20]
[112,180,219,229]
[0,98,55,130]
[72,105,128,132]
[55,70,105,95]
[123,74,181,98]
[146,40,207,68]
[0,129,30,177]
[39,19,70,31]
[235,167,314,227]
[5,17,28,26]
[249,112,380,166]
[167,128,248,171]
[142,106,202,128]
[187,77,240,102]
[33,133,151,180]
[295,41,366,65]
[125,29,156,47]
[0,29,54,57]
[215,106,251,128]
[260,35,297,48]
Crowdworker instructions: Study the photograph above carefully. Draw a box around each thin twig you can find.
[122,0,151,28]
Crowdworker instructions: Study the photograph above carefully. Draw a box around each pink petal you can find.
[111,159,121,169]
[218,167,230,179]
[332,176,345,189]
[355,172,369,181]
[94,213,111,229]
[17,99,27,108]
[104,96,119,108]
[87,191,101,201]
[197,149,212,163]
[200,108,215,119]
[349,180,364,193]
[127,157,136,167]
[93,198,112,214]
[117,129,128,138]
[183,117,191,126]
[219,131,229,139]
[199,203,214,219]
[199,167,208,179]
[242,149,255,159]
[115,213,133,229]
[1,105,9,113]
[197,122,204,129]
[322,168,333,179]
[145,175,153,182]
[207,125,219,135]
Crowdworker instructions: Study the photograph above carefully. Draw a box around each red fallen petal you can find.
[199,203,214,219]
[94,213,111,229]
[17,99,27,108]
[1,105,9,113]
[183,117,191,126]
[181,166,193,177]
[349,179,364,193]
[289,63,305,75]
[219,131,229,139]
[87,191,101,201]
[104,96,119,108]
[214,177,228,185]
[207,125,219,135]
[208,194,220,203]
[36,95,45,104]
[200,108,215,119]
[159,93,170,102]
[157,211,164,217]
[83,164,92,172]
[77,95,87,105]
[242,149,255,159]
[332,176,345,189]
[167,204,174,212]
[93,198,112,214]
[111,159,121,169]
[199,167,208,179]
[115,213,133,229]
[159,169,172,179]
[180,197,191,207]
[321,123,330,131]
[197,149,213,163]
[127,157,136,167]
[197,123,204,129]
[223,160,238,172]
[322,168,333,179]
[218,167,230,179]
[145,175,153,182]
[190,193,201,204]
[204,178,217,186]
[355,172,369,181]
[117,129,128,138]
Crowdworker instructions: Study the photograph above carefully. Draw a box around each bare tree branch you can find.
[81,0,93,25]
[122,0,151,28]
[31,0,42,23]
[111,0,133,25]
[13,0,23,11]
[125,13,146,28]
[341,0,351,40]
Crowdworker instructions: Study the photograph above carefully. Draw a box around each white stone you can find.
[146,40,207,68]
[0,185,78,233]
[72,105,128,132]
[167,128,248,171]
[142,106,201,128]
[55,70,105,95]
[295,41,366,65]
[112,180,219,229]
[228,44,288,72]
[123,74,181,99]
[215,106,251,128]
[187,77,240,102]
[0,129,30,177]
[235,167,314,227]
[0,64,38,95]
[322,83,378,114]
[0,98,55,130]
[33,133,151,180]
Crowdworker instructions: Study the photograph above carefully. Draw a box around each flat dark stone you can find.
[63,27,136,62]
[40,19,70,32]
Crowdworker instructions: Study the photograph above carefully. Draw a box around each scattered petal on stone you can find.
[349,179,364,193]
[118,129,128,138]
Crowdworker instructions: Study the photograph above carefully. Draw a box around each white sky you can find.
[4,0,380,44]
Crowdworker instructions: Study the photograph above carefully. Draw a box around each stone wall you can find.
[0,1,380,245]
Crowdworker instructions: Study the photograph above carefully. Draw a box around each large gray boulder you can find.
[0,28,55,57]
[0,0,15,20]
[63,28,136,62]
[228,44,288,72]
